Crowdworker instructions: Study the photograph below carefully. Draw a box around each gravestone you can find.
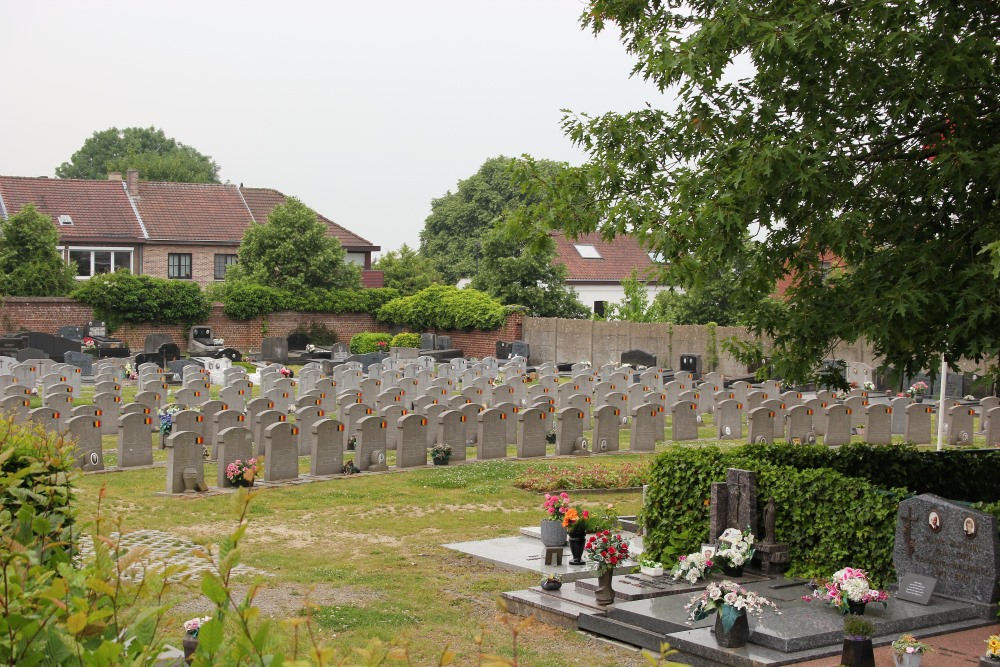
[117,412,155,468]
[516,407,548,458]
[29,406,65,434]
[671,400,699,441]
[0,396,31,423]
[42,394,74,423]
[894,493,1000,611]
[985,406,1000,447]
[476,408,509,460]
[212,410,247,460]
[510,340,530,360]
[219,384,250,409]
[254,410,287,457]
[785,404,817,444]
[169,410,206,448]
[716,399,743,440]
[805,399,828,436]
[164,431,206,494]
[747,406,776,444]
[244,398,275,429]
[261,337,289,364]
[94,380,122,396]
[310,418,345,476]
[216,426,255,489]
[904,403,933,445]
[843,396,868,425]
[709,468,758,542]
[629,404,660,452]
[864,404,893,445]
[621,349,656,368]
[592,404,621,453]
[295,405,327,456]
[263,422,299,482]
[945,405,976,445]
[66,414,104,471]
[381,404,406,451]
[437,410,468,461]
[396,414,429,468]
[354,415,388,472]
[824,404,853,446]
[64,351,94,377]
[890,396,911,434]
[16,347,47,362]
[460,402,483,445]
[553,407,587,456]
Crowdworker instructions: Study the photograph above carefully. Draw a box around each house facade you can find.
[551,232,670,316]
[0,170,381,288]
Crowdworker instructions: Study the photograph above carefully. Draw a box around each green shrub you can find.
[71,270,211,331]
[349,332,392,354]
[292,321,338,346]
[389,332,421,348]
[376,284,506,330]
[221,279,399,320]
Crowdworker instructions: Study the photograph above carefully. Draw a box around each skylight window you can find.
[574,244,601,259]
[58,214,74,226]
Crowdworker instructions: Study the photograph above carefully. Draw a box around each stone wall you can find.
[0,297,521,359]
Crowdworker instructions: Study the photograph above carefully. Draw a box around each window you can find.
[594,301,606,318]
[574,244,602,259]
[57,214,73,226]
[214,254,238,280]
[67,248,132,279]
[168,253,192,279]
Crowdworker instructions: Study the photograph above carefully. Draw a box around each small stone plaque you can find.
[896,572,937,605]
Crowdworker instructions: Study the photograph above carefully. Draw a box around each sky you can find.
[0,1,670,256]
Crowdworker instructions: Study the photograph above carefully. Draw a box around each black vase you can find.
[847,600,867,615]
[713,609,750,648]
[721,563,744,578]
[840,638,875,667]
[568,534,586,565]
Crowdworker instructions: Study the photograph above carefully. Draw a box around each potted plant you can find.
[639,555,664,577]
[891,633,931,667]
[430,443,453,465]
[563,505,592,564]
[984,633,1000,665]
[670,551,714,584]
[823,567,889,615]
[686,580,778,648]
[225,458,258,488]
[584,529,631,605]
[182,615,212,664]
[907,381,929,402]
[540,573,562,591]
[540,492,571,547]
[841,615,875,667]
[714,527,755,577]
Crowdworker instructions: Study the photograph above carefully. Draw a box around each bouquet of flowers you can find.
[686,580,778,630]
[907,381,929,397]
[278,367,292,378]
[671,551,714,584]
[430,443,453,462]
[715,528,756,568]
[823,567,889,613]
[891,633,931,657]
[225,458,258,487]
[158,403,187,436]
[82,336,96,350]
[212,338,225,346]
[122,362,137,381]
[862,381,875,391]
[584,529,631,574]
[306,343,317,353]
[184,615,212,637]
[986,633,1000,660]
[562,506,591,535]
[542,492,571,522]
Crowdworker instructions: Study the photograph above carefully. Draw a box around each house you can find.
[550,232,670,316]
[0,170,381,288]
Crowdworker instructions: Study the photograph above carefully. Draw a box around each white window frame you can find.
[62,246,134,280]
[574,244,602,259]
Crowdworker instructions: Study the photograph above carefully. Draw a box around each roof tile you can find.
[552,232,659,282]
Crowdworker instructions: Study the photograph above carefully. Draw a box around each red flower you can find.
[610,556,618,564]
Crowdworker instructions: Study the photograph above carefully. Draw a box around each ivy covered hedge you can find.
[642,443,1000,584]
[71,271,211,331]
[221,280,399,320]
[390,332,421,348]
[376,284,507,331]
[349,332,393,354]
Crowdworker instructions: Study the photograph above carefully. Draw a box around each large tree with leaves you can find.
[372,243,442,296]
[515,0,1000,382]
[56,126,220,183]
[226,197,360,292]
[420,156,566,284]
[0,205,77,296]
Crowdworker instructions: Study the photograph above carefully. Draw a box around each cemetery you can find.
[2,334,999,666]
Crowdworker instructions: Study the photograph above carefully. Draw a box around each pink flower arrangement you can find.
[543,492,571,521]
[824,567,888,613]
[225,458,258,487]
[278,367,291,378]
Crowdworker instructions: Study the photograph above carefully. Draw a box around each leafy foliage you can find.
[515,1,1000,383]
[0,204,77,297]
[71,270,211,330]
[226,197,361,292]
[349,332,393,354]
[220,280,398,320]
[56,126,220,182]
[291,321,338,346]
[377,284,508,331]
[389,332,421,348]
[372,243,442,296]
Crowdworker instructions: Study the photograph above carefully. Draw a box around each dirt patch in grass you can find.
[169,582,384,620]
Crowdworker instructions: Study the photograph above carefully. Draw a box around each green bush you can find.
[389,332,421,348]
[71,270,211,331]
[377,284,506,330]
[221,279,399,320]
[349,332,392,354]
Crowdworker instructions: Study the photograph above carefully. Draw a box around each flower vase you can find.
[539,520,567,547]
[595,570,615,606]
[847,600,867,615]
[893,654,922,667]
[567,534,586,565]
[432,456,450,466]
[914,396,923,403]
[713,607,750,648]
[841,638,875,667]
[721,563,744,578]
[540,578,562,591]
[182,635,198,664]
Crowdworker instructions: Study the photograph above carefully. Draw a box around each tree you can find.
[0,204,77,296]
[226,197,360,292]
[470,225,589,319]
[372,243,442,296]
[56,126,220,182]
[419,156,565,284]
[516,1,1000,382]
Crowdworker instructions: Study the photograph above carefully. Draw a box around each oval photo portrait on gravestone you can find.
[928,511,941,533]
[964,517,976,539]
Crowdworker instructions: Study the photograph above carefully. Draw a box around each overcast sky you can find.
[0,1,670,255]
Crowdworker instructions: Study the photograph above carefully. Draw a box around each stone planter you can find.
[892,653,923,667]
[539,520,567,547]
[841,638,875,667]
[594,570,615,605]
[182,635,198,664]
[713,609,750,648]
[640,565,664,577]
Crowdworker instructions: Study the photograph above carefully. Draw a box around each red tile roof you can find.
[135,181,251,242]
[0,176,144,241]
[240,187,377,250]
[551,232,660,283]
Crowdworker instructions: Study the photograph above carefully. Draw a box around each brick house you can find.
[551,232,669,316]
[0,170,381,288]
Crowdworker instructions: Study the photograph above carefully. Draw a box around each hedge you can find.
[71,270,211,331]
[222,280,399,320]
[389,332,421,348]
[349,332,393,354]
[376,284,506,331]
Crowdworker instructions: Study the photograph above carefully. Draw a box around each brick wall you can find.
[0,297,522,359]
[142,244,237,288]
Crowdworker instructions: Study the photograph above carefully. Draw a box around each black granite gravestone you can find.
[621,349,657,368]
[261,337,289,364]
[496,341,512,359]
[436,335,452,351]
[15,347,47,362]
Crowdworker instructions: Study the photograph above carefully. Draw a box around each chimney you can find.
[108,172,122,181]
[126,169,139,198]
